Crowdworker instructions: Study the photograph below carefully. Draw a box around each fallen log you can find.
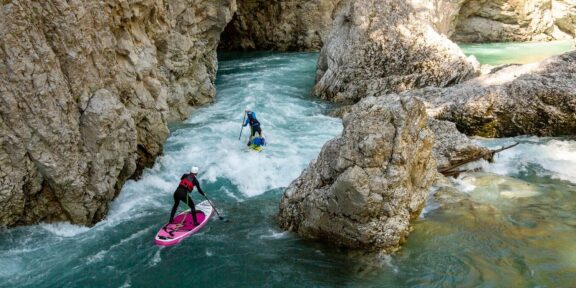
[439,142,520,177]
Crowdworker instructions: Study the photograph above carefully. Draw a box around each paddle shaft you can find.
[238,112,247,140]
[203,195,226,221]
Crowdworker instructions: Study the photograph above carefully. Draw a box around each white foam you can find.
[259,229,289,240]
[420,186,441,217]
[40,222,91,237]
[452,176,477,193]
[86,227,152,264]
[483,138,576,183]
[221,187,244,202]
[148,249,162,267]
[379,254,399,274]
[119,279,131,288]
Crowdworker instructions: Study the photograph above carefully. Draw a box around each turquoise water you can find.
[460,40,575,65]
[1,49,576,287]
[0,53,343,287]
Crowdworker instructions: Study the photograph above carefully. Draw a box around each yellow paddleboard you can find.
[249,144,263,152]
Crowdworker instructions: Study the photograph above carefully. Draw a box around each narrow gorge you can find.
[1,0,575,287]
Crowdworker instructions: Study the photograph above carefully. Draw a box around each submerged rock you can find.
[312,0,479,104]
[0,0,235,226]
[278,96,437,252]
[456,172,542,202]
[417,51,576,137]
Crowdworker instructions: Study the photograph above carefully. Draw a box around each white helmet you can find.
[191,166,199,174]
[245,107,252,112]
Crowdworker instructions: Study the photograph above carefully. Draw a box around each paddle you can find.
[238,111,247,140]
[203,194,229,222]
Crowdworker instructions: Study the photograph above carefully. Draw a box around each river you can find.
[0,42,574,287]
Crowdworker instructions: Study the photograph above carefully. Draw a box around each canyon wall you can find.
[0,0,235,226]
[452,0,576,42]
[218,0,344,51]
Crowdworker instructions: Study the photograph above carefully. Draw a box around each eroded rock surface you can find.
[428,119,491,170]
[278,96,437,252]
[0,0,235,226]
[417,51,576,137]
[452,0,576,43]
[313,0,479,104]
[219,0,344,51]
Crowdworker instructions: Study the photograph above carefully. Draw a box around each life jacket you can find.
[248,113,260,128]
[179,173,196,192]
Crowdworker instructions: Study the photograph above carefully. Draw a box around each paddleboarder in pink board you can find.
[168,166,206,226]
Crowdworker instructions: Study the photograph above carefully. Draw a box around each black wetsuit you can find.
[169,173,205,225]
[246,113,262,145]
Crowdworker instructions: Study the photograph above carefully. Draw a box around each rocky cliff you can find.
[417,51,576,137]
[452,0,576,43]
[219,0,576,52]
[219,0,344,51]
[312,0,479,104]
[0,0,235,226]
[279,96,437,252]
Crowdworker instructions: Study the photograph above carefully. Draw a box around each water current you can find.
[1,42,575,287]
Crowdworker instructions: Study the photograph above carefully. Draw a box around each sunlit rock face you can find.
[219,0,344,51]
[312,0,479,104]
[0,0,235,226]
[428,119,490,170]
[415,51,576,137]
[452,0,576,42]
[279,96,437,252]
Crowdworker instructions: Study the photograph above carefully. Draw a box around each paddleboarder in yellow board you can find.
[243,108,263,146]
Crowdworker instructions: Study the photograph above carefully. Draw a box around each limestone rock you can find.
[416,51,576,137]
[452,0,576,42]
[0,0,235,226]
[278,96,437,251]
[553,0,576,36]
[428,119,490,170]
[219,0,344,51]
[312,0,479,104]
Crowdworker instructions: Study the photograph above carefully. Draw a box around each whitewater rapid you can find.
[0,52,344,287]
[1,50,575,288]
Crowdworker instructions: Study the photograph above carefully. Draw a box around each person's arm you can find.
[181,174,187,180]
[243,116,249,127]
[192,177,205,196]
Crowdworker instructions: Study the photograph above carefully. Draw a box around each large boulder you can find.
[278,96,437,252]
[416,51,576,137]
[0,0,235,226]
[312,0,479,104]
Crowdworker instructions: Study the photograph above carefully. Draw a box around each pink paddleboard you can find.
[154,200,214,246]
